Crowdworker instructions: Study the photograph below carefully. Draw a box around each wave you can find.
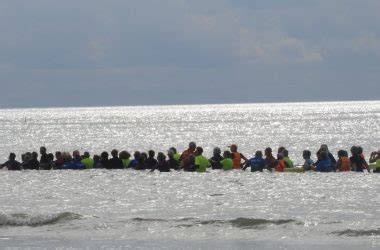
[332,228,380,237]
[0,212,81,227]
[131,217,296,229]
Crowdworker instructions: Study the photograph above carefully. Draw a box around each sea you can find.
[0,101,379,249]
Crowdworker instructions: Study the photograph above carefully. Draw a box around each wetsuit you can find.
[122,159,131,168]
[22,159,40,170]
[62,160,85,170]
[209,155,223,169]
[350,155,366,172]
[303,159,314,171]
[220,158,233,171]
[337,157,350,171]
[316,158,332,172]
[2,160,21,171]
[81,157,94,169]
[244,156,266,172]
[195,155,210,172]
[167,158,180,170]
[109,157,124,169]
[265,155,277,170]
[284,157,294,168]
[96,159,110,169]
[144,157,158,170]
[156,161,170,172]
[39,153,51,170]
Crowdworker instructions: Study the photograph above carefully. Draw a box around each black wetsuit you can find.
[22,159,40,170]
[167,158,180,170]
[2,160,21,171]
[156,161,170,172]
[39,153,51,170]
[144,157,158,170]
[210,155,223,169]
[350,155,367,172]
[108,157,124,169]
[97,159,110,169]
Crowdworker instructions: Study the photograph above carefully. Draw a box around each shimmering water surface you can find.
[0,101,379,249]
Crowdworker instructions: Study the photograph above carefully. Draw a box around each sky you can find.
[0,0,379,108]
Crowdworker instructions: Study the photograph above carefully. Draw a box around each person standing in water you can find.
[194,147,211,172]
[145,150,158,170]
[209,147,223,169]
[81,152,94,169]
[109,149,124,169]
[220,151,233,171]
[1,153,21,171]
[336,150,350,172]
[151,152,170,172]
[302,150,314,171]
[39,146,52,170]
[229,144,247,170]
[264,147,277,171]
[369,149,380,173]
[180,142,197,169]
[243,150,266,172]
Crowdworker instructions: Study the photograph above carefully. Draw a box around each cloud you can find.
[0,0,379,107]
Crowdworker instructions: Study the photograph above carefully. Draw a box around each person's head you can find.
[21,154,26,162]
[223,150,231,159]
[320,144,329,152]
[255,151,263,158]
[55,151,62,160]
[32,152,38,160]
[283,149,289,157]
[157,152,166,162]
[303,150,311,159]
[83,152,90,159]
[62,152,72,161]
[169,147,177,154]
[350,146,358,156]
[119,151,131,160]
[73,150,81,160]
[277,147,285,154]
[111,149,119,158]
[93,155,100,162]
[230,144,238,152]
[148,150,155,158]
[320,151,328,160]
[133,151,141,160]
[337,150,346,158]
[167,149,175,158]
[100,151,109,160]
[9,153,16,160]
[189,142,196,151]
[265,147,272,156]
[357,146,363,155]
[213,147,221,156]
[40,146,47,155]
[195,147,203,156]
[141,152,148,160]
[277,153,284,160]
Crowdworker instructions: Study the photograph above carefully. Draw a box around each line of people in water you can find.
[1,143,380,173]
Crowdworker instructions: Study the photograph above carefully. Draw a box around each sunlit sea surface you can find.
[0,101,379,249]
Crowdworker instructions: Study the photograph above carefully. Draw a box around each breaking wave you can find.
[332,228,380,237]
[0,212,81,227]
[131,217,296,229]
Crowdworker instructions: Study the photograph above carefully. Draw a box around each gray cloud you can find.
[0,0,379,107]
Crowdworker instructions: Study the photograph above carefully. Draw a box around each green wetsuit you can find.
[195,155,210,172]
[81,158,94,169]
[220,158,233,171]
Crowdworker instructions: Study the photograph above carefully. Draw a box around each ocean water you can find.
[0,101,379,249]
